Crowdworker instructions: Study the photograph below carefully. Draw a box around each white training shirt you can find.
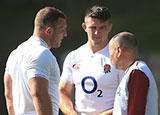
[113,60,158,115]
[61,43,124,115]
[5,36,60,115]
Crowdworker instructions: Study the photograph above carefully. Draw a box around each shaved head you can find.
[109,32,139,70]
[110,32,138,52]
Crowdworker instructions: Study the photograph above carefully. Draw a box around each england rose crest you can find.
[104,64,111,73]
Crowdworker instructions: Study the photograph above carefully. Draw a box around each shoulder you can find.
[28,46,55,66]
[72,44,88,55]
[130,69,148,79]
[34,46,52,57]
[7,49,17,59]
[130,61,152,78]
[128,61,150,86]
[133,61,148,70]
[65,44,87,60]
[6,49,18,65]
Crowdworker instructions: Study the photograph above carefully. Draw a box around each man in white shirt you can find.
[109,32,158,115]
[4,6,67,115]
[59,5,123,115]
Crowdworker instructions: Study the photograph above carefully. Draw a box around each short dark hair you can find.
[34,6,66,30]
[85,5,111,22]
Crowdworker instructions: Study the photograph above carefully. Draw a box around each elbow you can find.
[4,91,12,101]
[59,88,68,96]
[31,90,48,99]
[59,87,64,94]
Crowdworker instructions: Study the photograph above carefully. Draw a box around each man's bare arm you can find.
[29,77,52,115]
[4,74,15,115]
[59,80,78,115]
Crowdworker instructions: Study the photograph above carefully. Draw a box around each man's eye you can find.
[100,26,106,30]
[90,27,96,30]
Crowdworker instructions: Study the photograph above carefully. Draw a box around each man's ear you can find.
[82,23,87,31]
[45,26,52,35]
[117,46,122,58]
[108,23,112,33]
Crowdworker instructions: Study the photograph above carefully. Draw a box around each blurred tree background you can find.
[0,0,159,114]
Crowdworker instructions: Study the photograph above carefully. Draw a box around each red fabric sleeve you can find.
[127,69,149,115]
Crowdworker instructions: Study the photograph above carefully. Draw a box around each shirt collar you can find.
[86,42,109,57]
[30,36,49,49]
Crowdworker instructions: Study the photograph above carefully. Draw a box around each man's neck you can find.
[88,41,109,53]
[33,32,51,49]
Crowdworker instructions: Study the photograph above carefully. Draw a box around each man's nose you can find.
[94,30,99,35]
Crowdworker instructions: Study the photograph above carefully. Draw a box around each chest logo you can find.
[103,64,111,73]
[72,64,80,70]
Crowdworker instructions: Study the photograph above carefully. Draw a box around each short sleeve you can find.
[127,69,149,115]
[60,52,74,84]
[4,50,17,75]
[26,48,52,81]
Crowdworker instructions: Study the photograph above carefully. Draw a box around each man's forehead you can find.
[85,17,108,25]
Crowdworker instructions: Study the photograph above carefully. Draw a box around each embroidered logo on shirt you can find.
[72,64,80,70]
[103,64,111,73]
